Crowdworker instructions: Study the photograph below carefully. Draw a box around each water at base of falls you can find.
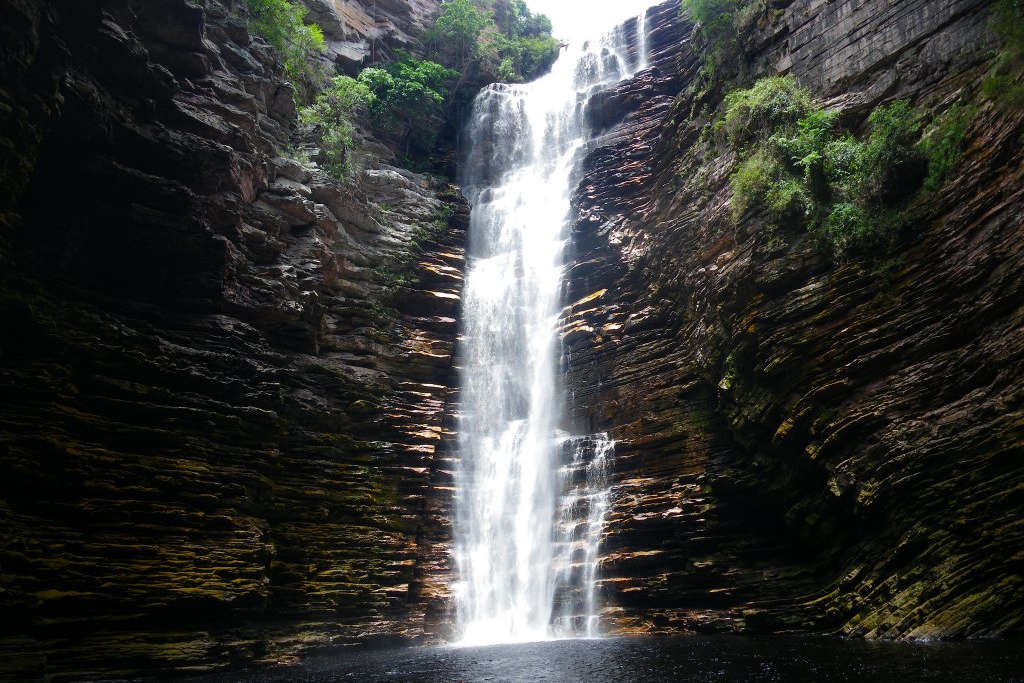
[192,636,1024,682]
[454,8,650,646]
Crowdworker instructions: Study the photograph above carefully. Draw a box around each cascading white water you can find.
[551,434,615,638]
[455,5,652,646]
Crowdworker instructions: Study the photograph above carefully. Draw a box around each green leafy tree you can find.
[431,0,490,66]
[428,0,558,82]
[358,55,458,158]
[244,0,325,91]
[299,76,373,177]
[492,0,550,38]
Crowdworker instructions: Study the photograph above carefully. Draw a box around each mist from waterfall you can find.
[454,6,652,646]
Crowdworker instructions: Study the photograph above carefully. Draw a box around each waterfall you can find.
[551,434,615,638]
[455,6,651,646]
[637,8,650,71]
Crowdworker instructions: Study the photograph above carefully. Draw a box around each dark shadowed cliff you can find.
[0,0,462,678]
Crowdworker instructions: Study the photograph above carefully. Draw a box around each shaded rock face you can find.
[564,0,1023,639]
[0,0,461,679]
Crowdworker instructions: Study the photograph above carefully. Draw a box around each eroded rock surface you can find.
[1,0,1022,679]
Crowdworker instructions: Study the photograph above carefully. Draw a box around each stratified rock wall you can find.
[564,0,1023,640]
[301,0,441,72]
[0,0,460,679]
[1,0,1022,678]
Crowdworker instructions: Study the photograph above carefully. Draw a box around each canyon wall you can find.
[0,0,460,679]
[565,0,1023,641]
[1,0,1022,679]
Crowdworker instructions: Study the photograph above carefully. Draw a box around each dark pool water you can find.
[181,635,1024,682]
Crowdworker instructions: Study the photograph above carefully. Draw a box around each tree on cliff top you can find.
[426,0,559,82]
[430,0,491,66]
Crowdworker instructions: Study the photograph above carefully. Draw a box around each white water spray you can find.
[454,5,652,646]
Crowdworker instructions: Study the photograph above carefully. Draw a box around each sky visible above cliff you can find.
[524,0,654,41]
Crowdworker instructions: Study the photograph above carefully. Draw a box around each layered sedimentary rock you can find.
[1,0,1023,678]
[0,0,461,679]
[303,0,441,72]
[565,0,1023,640]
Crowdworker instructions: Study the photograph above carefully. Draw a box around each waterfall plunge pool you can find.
[181,635,1024,682]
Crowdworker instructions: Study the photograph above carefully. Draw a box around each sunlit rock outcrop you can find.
[302,0,442,72]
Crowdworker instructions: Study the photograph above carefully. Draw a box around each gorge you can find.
[0,0,1022,680]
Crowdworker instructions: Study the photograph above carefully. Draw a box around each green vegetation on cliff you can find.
[299,56,457,176]
[684,0,757,79]
[426,0,559,82]
[298,76,372,176]
[244,0,325,90]
[683,0,760,83]
[983,0,1024,106]
[296,0,556,176]
[723,76,973,257]
[360,56,459,158]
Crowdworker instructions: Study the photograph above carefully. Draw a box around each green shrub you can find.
[919,104,974,193]
[773,108,838,193]
[821,202,876,255]
[299,76,373,177]
[685,0,744,37]
[822,136,864,185]
[244,0,325,89]
[724,78,930,257]
[982,0,1024,106]
[682,0,758,81]
[721,76,816,147]
[731,148,810,223]
[856,100,925,201]
[990,0,1024,56]
[981,54,1024,107]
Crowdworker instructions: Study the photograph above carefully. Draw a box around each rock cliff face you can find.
[565,0,1023,641]
[0,0,460,679]
[303,0,441,72]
